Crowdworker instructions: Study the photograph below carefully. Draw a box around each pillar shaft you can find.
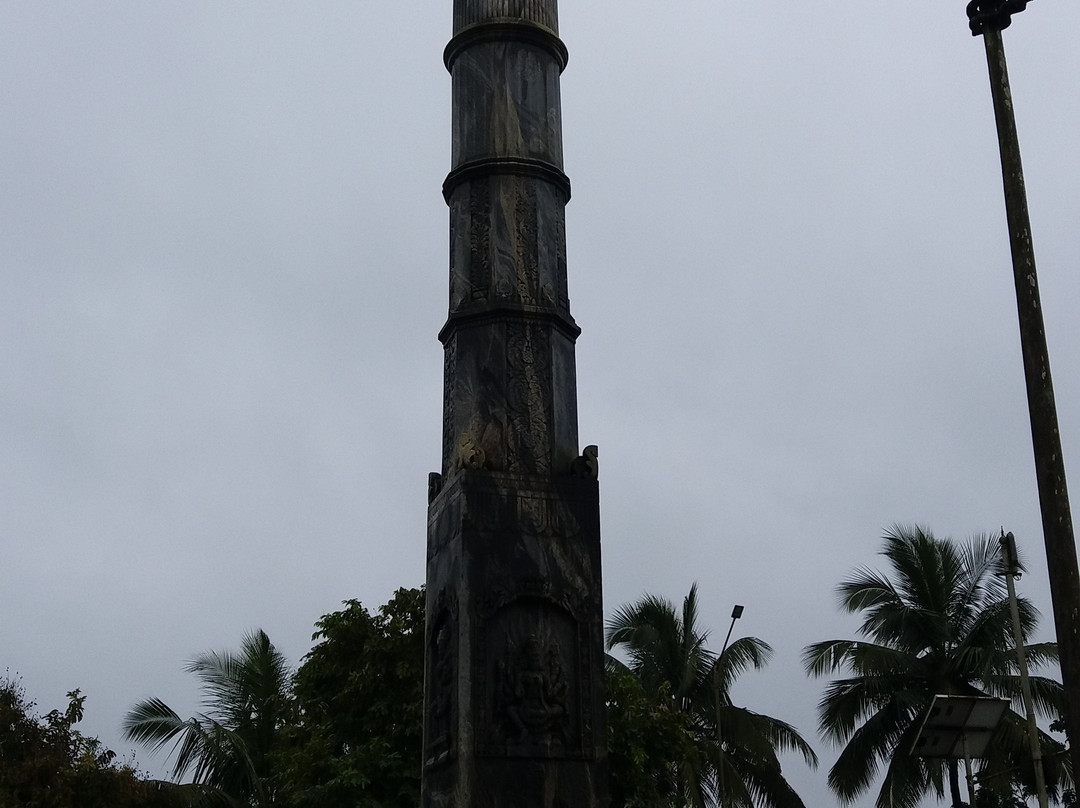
[423,2,607,807]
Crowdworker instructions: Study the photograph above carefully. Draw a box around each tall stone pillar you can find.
[423,1,607,807]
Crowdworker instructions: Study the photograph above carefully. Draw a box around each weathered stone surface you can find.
[438,316,580,478]
[425,472,605,807]
[454,0,559,36]
[448,177,570,314]
[449,41,564,168]
[424,2,606,806]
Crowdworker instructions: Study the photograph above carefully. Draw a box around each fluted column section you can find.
[454,0,558,32]
[439,0,578,480]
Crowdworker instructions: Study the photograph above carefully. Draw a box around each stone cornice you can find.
[443,156,571,203]
[444,19,568,73]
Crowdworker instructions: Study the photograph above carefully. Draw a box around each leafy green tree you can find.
[607,584,817,808]
[803,525,1067,808]
[973,784,1030,808]
[123,629,291,807]
[0,677,182,808]
[273,587,425,808]
[606,666,699,808]
[274,585,742,808]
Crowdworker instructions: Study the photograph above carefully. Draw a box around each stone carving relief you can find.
[449,200,465,309]
[480,577,597,628]
[468,182,491,302]
[457,433,487,471]
[513,180,539,305]
[447,364,511,475]
[515,490,580,538]
[505,321,552,474]
[453,176,567,313]
[462,484,582,540]
[570,445,598,480]
[477,597,585,758]
[492,183,515,300]
[497,633,568,744]
[425,592,458,769]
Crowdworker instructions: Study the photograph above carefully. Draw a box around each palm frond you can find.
[874,723,936,808]
[954,533,1007,622]
[962,598,1017,660]
[1020,640,1059,668]
[603,652,632,677]
[1022,674,1066,719]
[816,673,925,744]
[187,649,245,721]
[837,569,898,615]
[124,628,289,805]
[827,697,916,803]
[733,707,818,768]
[609,584,813,806]
[123,697,185,748]
[711,636,772,693]
[721,743,807,808]
[607,586,715,707]
[803,639,859,677]
[809,525,1064,808]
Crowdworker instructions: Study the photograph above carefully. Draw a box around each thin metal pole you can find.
[979,24,1080,781]
[715,605,742,808]
[963,732,977,807]
[1000,532,1049,808]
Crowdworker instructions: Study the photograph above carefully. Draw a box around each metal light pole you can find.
[999,531,1049,808]
[714,605,743,808]
[966,0,1080,781]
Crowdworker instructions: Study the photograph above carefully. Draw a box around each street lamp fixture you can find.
[966,0,1031,34]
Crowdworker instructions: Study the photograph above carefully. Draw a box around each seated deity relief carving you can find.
[477,598,587,758]
[497,633,569,745]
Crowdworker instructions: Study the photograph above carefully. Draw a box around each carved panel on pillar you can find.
[472,489,581,540]
[506,321,552,475]
[469,182,491,302]
[476,591,592,759]
[425,590,459,770]
[513,179,539,304]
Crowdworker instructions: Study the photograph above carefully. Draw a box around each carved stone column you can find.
[424,2,607,807]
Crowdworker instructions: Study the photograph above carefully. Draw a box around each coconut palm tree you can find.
[123,629,291,807]
[607,584,817,808]
[803,525,1067,808]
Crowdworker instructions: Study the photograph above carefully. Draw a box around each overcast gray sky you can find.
[2,2,1078,806]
